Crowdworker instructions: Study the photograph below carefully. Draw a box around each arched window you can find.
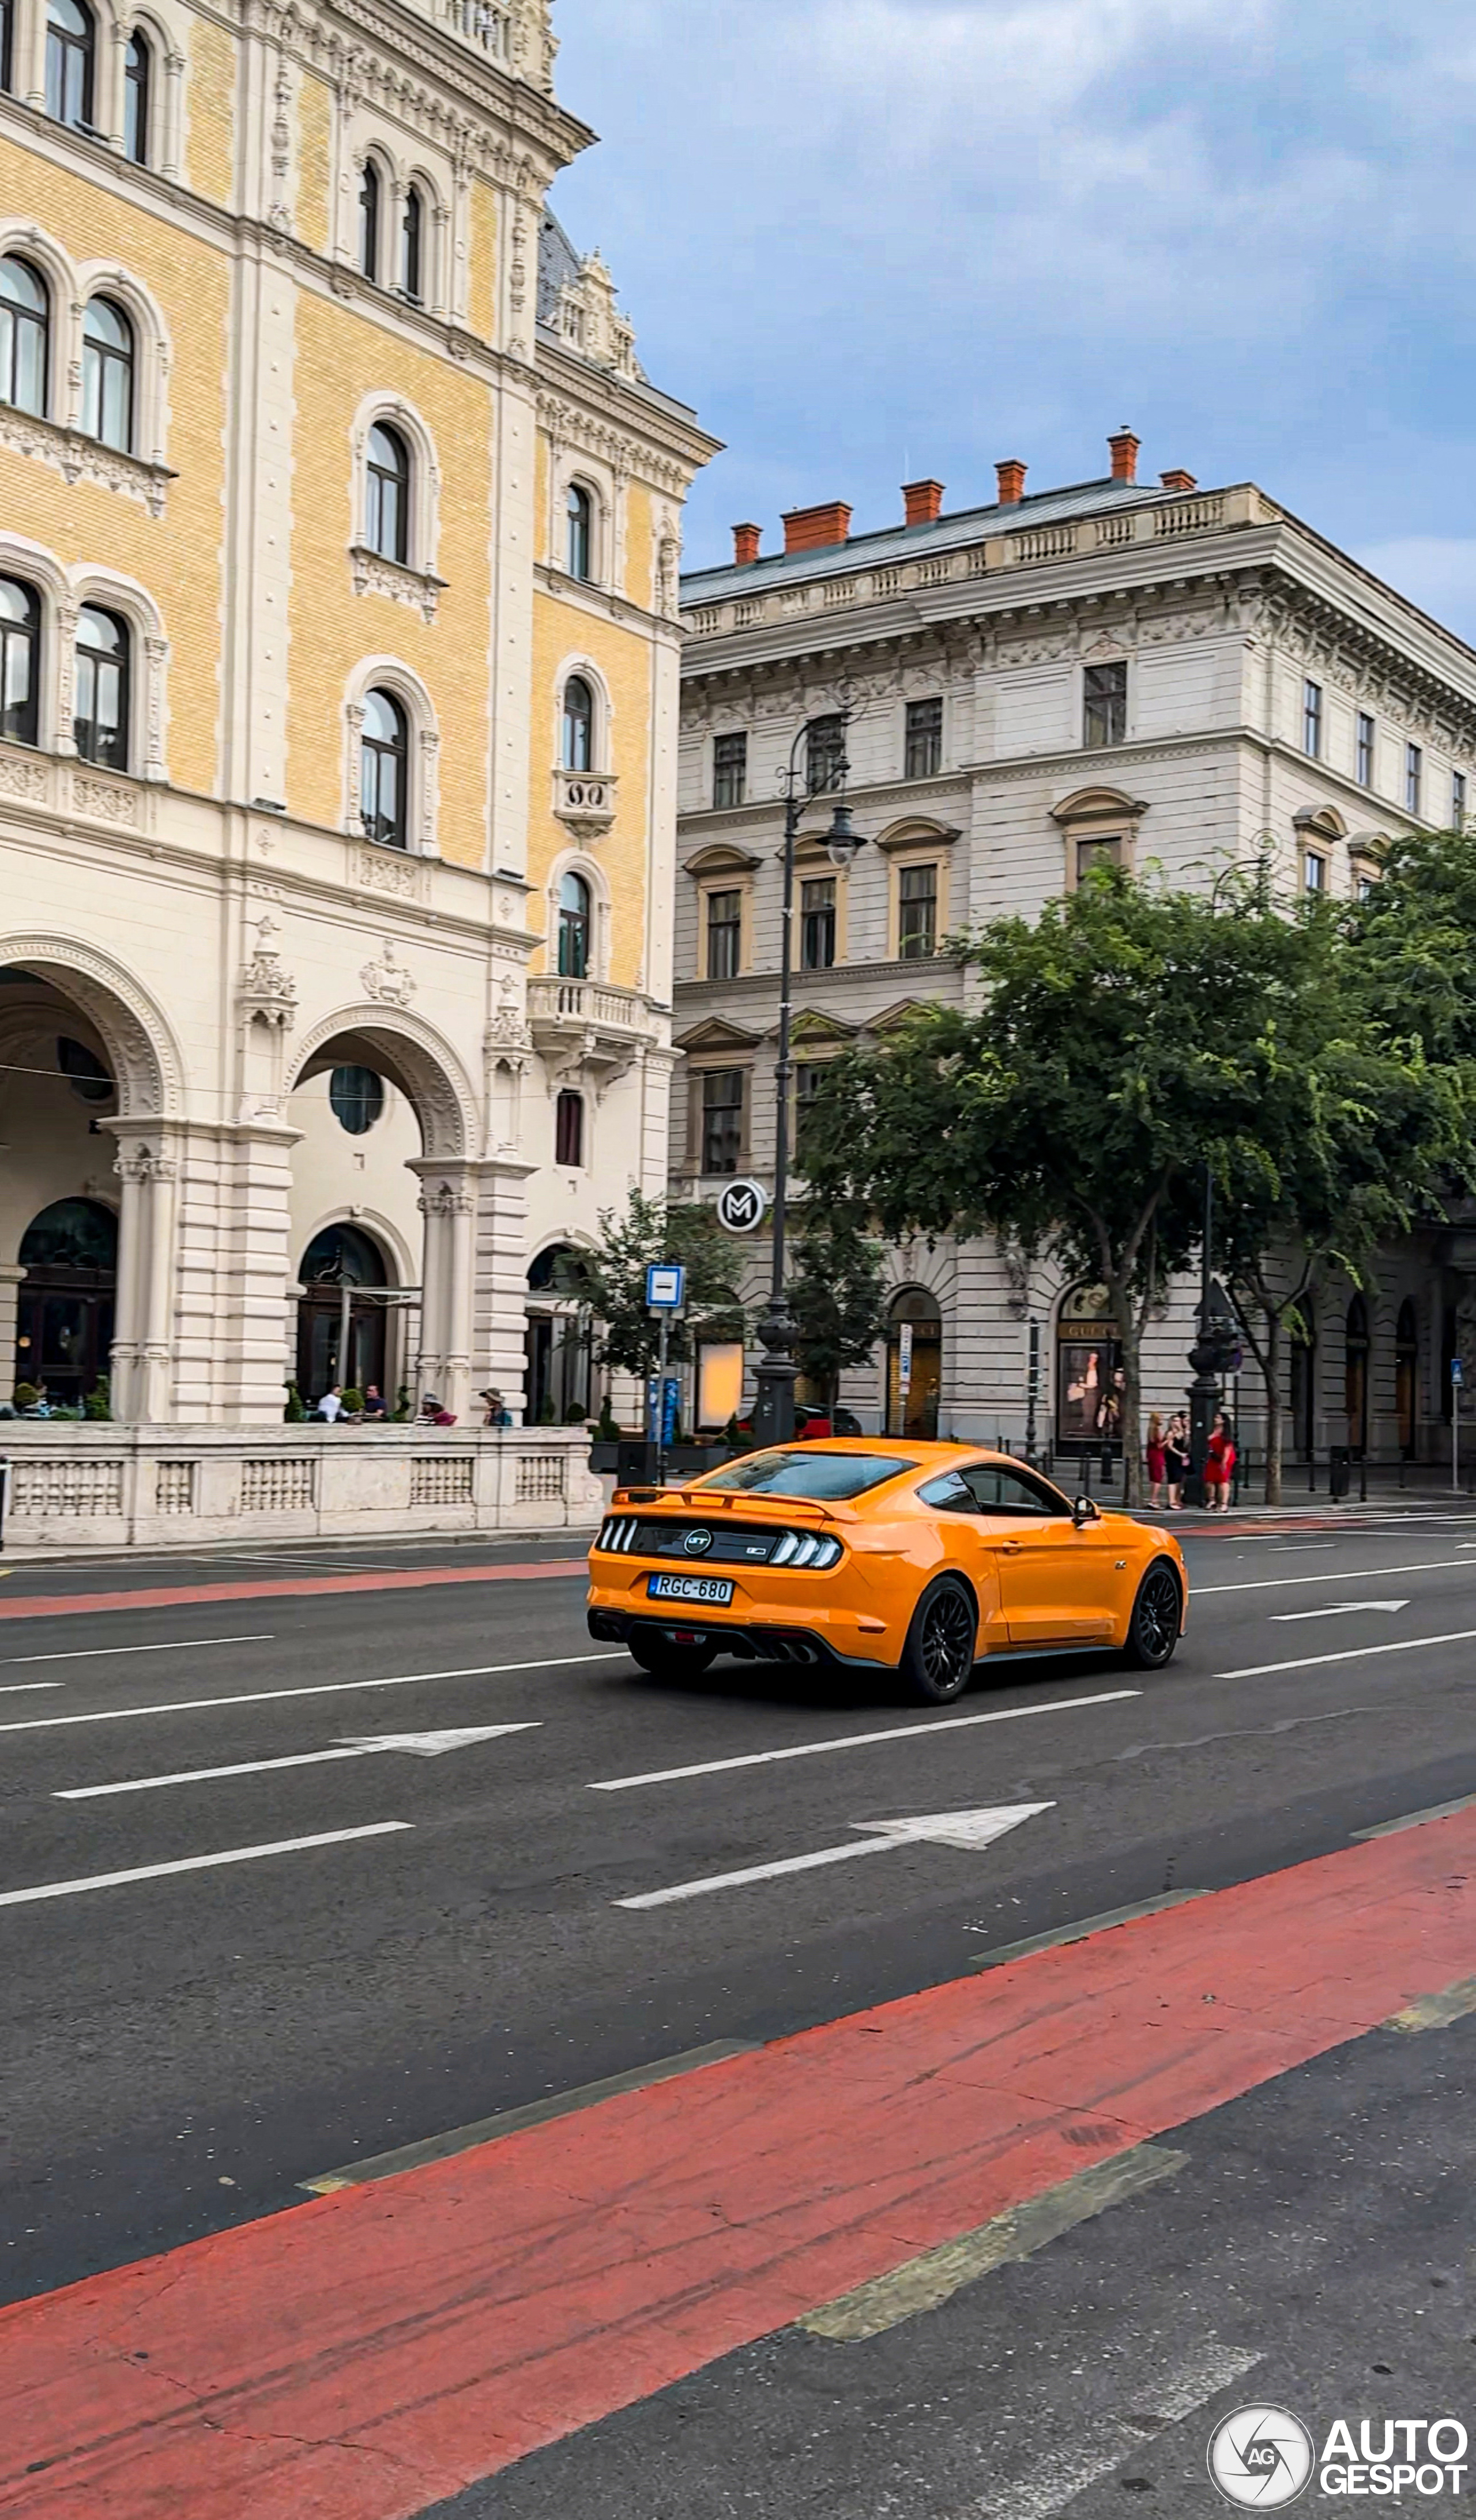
[555,1087,584,1167]
[400,186,423,301]
[74,605,129,769]
[46,0,94,126]
[358,159,381,281]
[329,1065,385,1135]
[562,673,593,772]
[557,870,590,978]
[566,482,593,580]
[360,687,408,847]
[0,257,48,416]
[0,575,40,746]
[82,298,133,450]
[366,422,409,563]
[886,1285,942,1439]
[296,1220,390,1401]
[123,29,149,161]
[15,1195,118,1405]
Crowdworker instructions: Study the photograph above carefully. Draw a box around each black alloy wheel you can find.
[899,1576,978,1705]
[1124,1562,1183,1669]
[627,1632,719,1682]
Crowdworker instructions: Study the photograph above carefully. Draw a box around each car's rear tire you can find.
[898,1575,978,1704]
[1123,1561,1182,1669]
[627,1632,720,1681]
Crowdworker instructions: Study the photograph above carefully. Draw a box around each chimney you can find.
[781,499,853,555]
[1159,468,1196,493]
[902,478,945,527]
[732,521,762,565]
[1108,427,1140,484]
[995,458,1026,507]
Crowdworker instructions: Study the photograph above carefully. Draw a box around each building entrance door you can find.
[14,1197,118,1404]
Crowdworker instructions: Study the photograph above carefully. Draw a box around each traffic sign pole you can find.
[1454,1355,1463,1493]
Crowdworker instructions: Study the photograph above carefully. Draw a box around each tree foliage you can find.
[803,862,1464,1500]
[562,1187,743,1383]
[786,1200,889,1410]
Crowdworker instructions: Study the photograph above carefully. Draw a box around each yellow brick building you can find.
[0,0,717,1476]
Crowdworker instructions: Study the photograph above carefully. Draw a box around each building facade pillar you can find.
[0,1262,24,1406]
[108,1124,183,1424]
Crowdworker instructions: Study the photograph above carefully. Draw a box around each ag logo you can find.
[682,1527,713,1556]
[1207,2406,1315,2507]
[716,1177,766,1234]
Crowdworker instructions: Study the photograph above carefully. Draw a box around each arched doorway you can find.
[1395,1298,1418,1459]
[525,1243,593,1424]
[885,1285,941,1438]
[295,1222,391,1403]
[1345,1293,1370,1457]
[15,1196,118,1404]
[1056,1282,1123,1454]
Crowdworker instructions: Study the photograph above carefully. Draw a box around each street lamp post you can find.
[751,712,868,1446]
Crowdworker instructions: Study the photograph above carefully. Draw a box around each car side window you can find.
[917,1470,976,1512]
[959,1465,1061,1518]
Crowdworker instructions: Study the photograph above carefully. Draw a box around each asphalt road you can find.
[6,1502,1476,2360]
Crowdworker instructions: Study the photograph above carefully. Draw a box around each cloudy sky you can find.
[548,0,1476,636]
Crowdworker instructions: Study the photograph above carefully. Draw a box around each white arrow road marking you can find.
[0,1823,412,1910]
[55,1722,540,1799]
[1270,1598,1410,1623]
[615,1802,1053,1910]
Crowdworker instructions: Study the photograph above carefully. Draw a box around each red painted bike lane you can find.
[6,1806,1476,2518]
[0,1559,587,1623]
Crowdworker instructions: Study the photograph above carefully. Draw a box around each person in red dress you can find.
[1204,1410,1236,1511]
[1145,1410,1167,1506]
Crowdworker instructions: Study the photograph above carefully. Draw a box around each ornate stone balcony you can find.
[526,975,656,1089]
[552,767,617,841]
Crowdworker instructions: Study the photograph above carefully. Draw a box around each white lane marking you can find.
[0,1822,412,1910]
[0,1681,63,1696]
[1270,1598,1410,1623]
[0,1633,275,1668]
[1271,1543,1336,1553]
[1220,1627,1476,1679]
[616,1802,1052,1909]
[55,1721,541,1799]
[1196,1557,1473,1597]
[955,2342,1263,2519]
[590,1688,1140,1793]
[0,1651,626,1737]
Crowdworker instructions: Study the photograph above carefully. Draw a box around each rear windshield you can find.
[696,1451,916,1500]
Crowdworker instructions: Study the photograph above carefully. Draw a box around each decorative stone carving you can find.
[0,405,175,516]
[349,545,446,623]
[0,748,46,799]
[71,771,142,826]
[113,1140,178,1183]
[355,845,426,900]
[238,914,298,1027]
[360,938,417,1006]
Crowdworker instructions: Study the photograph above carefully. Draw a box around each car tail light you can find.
[771,1531,841,1569]
[597,1517,639,1553]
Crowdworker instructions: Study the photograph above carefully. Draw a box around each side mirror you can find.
[1072,1495,1101,1526]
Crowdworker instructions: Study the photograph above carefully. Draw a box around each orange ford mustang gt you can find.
[587,1439,1187,1704]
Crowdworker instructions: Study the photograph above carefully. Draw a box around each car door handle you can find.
[999,1540,1023,1555]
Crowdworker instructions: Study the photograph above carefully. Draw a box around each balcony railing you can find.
[552,768,617,839]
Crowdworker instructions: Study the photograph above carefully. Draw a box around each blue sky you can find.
[547,0,1476,639]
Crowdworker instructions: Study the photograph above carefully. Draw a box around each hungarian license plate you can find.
[647,1572,735,1606]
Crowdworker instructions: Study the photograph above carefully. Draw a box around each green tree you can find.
[803,865,1453,1503]
[566,1187,743,1385]
[786,1200,888,1414]
[1208,900,1464,1501]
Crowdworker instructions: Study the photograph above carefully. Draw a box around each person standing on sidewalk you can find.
[1204,1410,1236,1511]
[1163,1412,1189,1508]
[1146,1411,1167,1507]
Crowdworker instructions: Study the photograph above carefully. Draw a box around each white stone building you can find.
[674,437,1476,1473]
